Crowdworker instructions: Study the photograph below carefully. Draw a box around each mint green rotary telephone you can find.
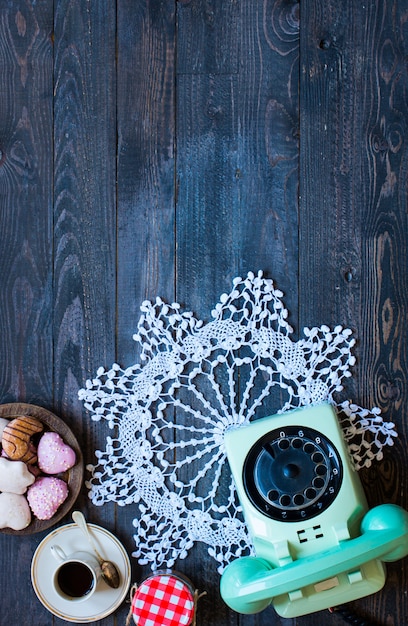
[220,404,408,618]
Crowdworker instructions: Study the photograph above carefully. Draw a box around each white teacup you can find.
[51,544,102,602]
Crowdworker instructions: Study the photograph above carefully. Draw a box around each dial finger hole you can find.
[315,463,328,476]
[268,489,279,502]
[279,494,291,507]
[303,442,315,455]
[293,493,305,506]
[313,477,325,489]
[305,487,317,500]
[312,451,324,464]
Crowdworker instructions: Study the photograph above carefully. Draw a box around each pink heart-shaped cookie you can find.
[27,476,68,520]
[37,432,76,474]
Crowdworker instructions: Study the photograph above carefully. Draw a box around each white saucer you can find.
[31,522,131,623]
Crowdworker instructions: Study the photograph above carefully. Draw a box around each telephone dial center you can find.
[283,463,299,479]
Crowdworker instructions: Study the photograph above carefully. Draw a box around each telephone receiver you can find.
[221,503,408,614]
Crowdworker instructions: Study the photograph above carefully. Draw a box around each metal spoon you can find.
[72,510,120,589]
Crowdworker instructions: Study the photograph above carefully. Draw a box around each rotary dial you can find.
[243,425,343,522]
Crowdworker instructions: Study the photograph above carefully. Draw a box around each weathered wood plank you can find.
[53,0,120,623]
[299,1,364,333]
[117,0,176,365]
[0,1,53,407]
[115,0,177,610]
[299,1,408,625]
[53,0,117,407]
[176,0,299,324]
[0,2,54,623]
[177,0,240,75]
[176,3,241,622]
[353,1,408,624]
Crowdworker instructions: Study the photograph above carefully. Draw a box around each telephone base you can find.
[273,559,385,618]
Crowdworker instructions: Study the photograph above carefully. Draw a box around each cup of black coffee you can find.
[51,544,101,602]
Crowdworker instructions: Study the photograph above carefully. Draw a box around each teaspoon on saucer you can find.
[72,511,120,589]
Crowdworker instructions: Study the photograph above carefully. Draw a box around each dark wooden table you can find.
[0,1,407,624]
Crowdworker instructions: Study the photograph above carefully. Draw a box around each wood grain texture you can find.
[299,0,364,334]
[117,0,176,365]
[176,0,300,322]
[115,2,178,614]
[0,1,53,406]
[300,1,408,625]
[177,0,240,75]
[53,0,117,410]
[52,1,130,624]
[0,4,55,623]
[0,0,407,624]
[355,2,408,622]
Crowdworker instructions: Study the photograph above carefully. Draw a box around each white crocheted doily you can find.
[79,271,397,573]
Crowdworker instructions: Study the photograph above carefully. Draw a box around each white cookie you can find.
[0,492,31,530]
[0,457,35,494]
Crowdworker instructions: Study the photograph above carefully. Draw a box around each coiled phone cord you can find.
[329,605,374,625]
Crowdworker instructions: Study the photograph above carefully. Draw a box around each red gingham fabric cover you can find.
[132,574,195,626]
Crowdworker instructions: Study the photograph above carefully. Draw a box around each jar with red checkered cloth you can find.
[129,571,202,626]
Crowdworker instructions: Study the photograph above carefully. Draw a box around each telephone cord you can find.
[329,605,375,625]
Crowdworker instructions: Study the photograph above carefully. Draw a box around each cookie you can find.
[27,476,68,520]
[0,492,31,530]
[0,457,35,494]
[37,432,76,474]
[2,415,43,464]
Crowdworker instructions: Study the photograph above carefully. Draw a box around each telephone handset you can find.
[220,404,408,618]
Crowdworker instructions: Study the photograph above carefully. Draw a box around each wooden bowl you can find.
[0,403,84,535]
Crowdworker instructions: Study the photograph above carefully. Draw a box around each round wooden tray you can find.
[0,403,84,535]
